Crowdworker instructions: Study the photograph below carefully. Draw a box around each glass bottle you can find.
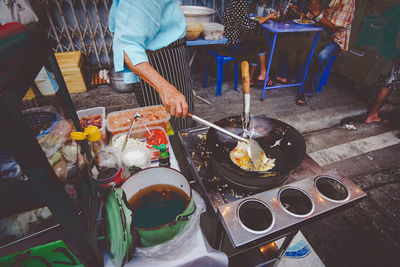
[158,144,170,168]
[72,126,124,188]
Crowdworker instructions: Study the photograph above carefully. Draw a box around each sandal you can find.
[253,79,273,86]
[296,94,309,106]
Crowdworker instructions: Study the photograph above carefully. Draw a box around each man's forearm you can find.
[124,53,170,95]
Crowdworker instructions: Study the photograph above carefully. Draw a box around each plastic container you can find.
[111,126,170,161]
[202,22,224,40]
[186,22,203,41]
[34,67,58,96]
[107,105,170,136]
[77,107,106,141]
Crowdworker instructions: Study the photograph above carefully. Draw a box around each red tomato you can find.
[146,129,167,147]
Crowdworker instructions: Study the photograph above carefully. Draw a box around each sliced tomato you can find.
[145,129,167,146]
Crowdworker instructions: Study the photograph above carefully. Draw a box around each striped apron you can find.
[135,38,194,131]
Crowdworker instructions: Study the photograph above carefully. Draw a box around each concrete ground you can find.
[70,70,400,267]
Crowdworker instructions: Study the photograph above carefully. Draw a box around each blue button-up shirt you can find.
[109,0,187,83]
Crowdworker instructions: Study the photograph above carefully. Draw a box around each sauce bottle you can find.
[71,126,124,188]
[158,144,170,168]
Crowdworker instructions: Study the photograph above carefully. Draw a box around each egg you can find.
[230,141,275,172]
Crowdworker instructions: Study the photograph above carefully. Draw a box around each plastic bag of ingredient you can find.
[37,119,74,159]
[0,150,22,180]
[0,207,52,244]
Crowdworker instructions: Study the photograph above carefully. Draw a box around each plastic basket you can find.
[23,111,60,138]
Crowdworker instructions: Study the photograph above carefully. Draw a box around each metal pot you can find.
[110,70,134,93]
[180,5,216,23]
[121,167,195,246]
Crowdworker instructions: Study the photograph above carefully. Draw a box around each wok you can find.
[205,115,306,191]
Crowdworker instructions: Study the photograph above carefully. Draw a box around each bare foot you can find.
[276,77,287,83]
[257,73,266,81]
[365,113,381,123]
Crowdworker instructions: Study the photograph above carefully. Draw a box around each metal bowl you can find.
[110,70,134,93]
[180,5,216,23]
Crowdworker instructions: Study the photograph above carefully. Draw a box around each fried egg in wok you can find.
[230,141,275,172]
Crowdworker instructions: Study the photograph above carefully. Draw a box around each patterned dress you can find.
[222,0,258,46]
[382,60,400,90]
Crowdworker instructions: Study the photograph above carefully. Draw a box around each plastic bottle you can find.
[71,126,124,188]
[158,144,171,168]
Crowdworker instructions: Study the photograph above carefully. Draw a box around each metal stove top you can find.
[179,126,366,248]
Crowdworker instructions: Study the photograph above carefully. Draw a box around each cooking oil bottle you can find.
[71,126,124,188]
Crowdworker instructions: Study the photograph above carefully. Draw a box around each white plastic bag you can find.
[0,0,38,25]
[131,191,229,267]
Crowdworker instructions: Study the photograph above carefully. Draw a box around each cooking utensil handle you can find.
[188,113,248,143]
[241,61,250,95]
[122,112,140,152]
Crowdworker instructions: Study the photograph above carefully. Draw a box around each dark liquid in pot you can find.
[129,184,189,229]
[98,167,118,180]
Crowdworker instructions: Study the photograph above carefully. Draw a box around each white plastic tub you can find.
[111,126,170,161]
[77,107,106,140]
[202,22,224,40]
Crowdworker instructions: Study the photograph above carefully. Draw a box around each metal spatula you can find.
[188,113,265,170]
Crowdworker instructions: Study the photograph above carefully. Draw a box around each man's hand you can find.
[259,11,278,24]
[124,53,189,118]
[158,84,189,118]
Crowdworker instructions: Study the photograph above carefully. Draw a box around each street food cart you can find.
[1,19,368,267]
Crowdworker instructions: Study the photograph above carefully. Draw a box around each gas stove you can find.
[179,126,366,248]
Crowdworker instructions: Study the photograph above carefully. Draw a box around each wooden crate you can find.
[55,51,87,93]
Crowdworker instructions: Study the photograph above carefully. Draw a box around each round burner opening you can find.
[238,199,274,233]
[315,176,349,202]
[279,187,313,217]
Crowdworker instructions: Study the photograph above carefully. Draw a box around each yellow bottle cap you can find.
[85,126,101,142]
[70,131,87,140]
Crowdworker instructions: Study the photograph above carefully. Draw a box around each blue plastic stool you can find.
[296,55,337,94]
[204,50,238,96]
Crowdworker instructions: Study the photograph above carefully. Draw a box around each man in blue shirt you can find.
[109,0,193,130]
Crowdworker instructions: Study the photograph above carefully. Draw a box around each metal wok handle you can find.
[188,113,249,143]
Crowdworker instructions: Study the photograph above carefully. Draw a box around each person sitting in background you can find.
[274,0,312,84]
[296,0,355,106]
[221,0,278,85]
[365,59,400,123]
[251,0,275,17]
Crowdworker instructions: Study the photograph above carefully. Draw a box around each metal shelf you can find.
[0,30,102,266]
